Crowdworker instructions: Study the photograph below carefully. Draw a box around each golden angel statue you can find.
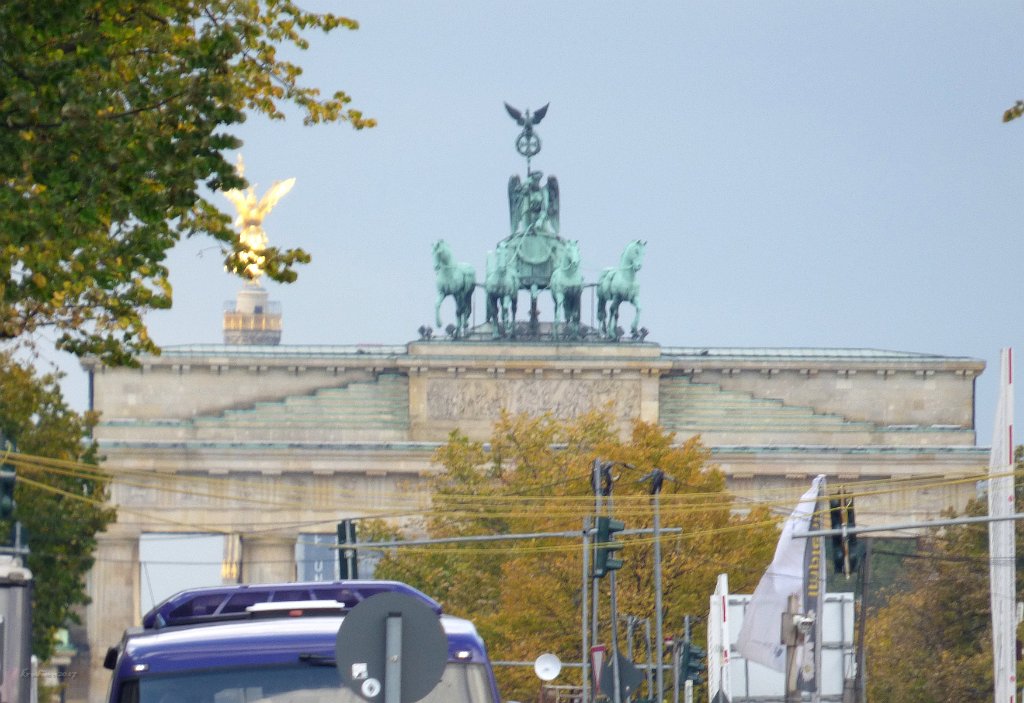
[222,155,296,280]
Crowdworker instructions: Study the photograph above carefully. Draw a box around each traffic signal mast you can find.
[0,434,15,531]
[337,519,358,579]
[594,516,625,578]
[680,641,707,686]
[829,489,859,577]
[0,462,14,522]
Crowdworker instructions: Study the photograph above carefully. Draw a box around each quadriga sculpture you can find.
[549,239,583,339]
[484,243,520,338]
[432,240,475,338]
[596,240,645,339]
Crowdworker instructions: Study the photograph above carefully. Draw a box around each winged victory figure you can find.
[508,171,559,238]
[222,154,296,280]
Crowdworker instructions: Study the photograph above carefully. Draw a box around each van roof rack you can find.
[142,580,442,629]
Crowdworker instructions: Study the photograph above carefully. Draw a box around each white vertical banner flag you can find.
[736,475,826,672]
[798,494,826,696]
[989,348,1015,703]
[707,573,732,702]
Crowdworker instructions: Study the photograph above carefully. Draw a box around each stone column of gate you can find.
[82,532,140,703]
[639,368,662,424]
[241,535,297,584]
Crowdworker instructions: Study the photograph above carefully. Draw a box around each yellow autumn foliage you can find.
[374,409,778,701]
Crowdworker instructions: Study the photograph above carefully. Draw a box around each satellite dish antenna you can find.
[534,653,562,681]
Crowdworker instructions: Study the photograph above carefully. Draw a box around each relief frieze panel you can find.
[426,376,640,421]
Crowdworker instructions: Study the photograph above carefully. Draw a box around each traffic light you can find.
[337,519,358,579]
[680,641,706,685]
[829,491,860,577]
[846,498,860,574]
[829,498,844,575]
[594,516,624,578]
[0,440,14,521]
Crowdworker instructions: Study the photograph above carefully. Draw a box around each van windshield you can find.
[131,662,496,703]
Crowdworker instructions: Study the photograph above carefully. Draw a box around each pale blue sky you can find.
[40,2,1024,444]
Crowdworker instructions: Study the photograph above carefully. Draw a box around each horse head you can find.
[432,240,452,271]
[494,242,510,269]
[621,239,645,271]
[559,240,581,272]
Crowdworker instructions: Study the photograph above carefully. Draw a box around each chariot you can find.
[481,167,584,339]
[433,103,643,342]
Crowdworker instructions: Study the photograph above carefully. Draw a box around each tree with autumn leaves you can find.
[0,353,115,661]
[0,0,371,671]
[372,410,779,701]
[1,0,373,364]
[865,446,1024,702]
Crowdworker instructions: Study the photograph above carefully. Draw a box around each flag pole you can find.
[736,475,826,687]
[989,347,1015,703]
[813,482,826,703]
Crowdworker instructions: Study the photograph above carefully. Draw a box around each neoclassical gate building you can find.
[68,112,989,700]
[73,337,987,700]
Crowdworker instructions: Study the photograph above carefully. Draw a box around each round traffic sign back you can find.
[335,592,448,703]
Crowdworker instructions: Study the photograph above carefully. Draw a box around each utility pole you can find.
[783,593,802,703]
[624,615,636,659]
[591,458,623,703]
[855,538,871,703]
[619,614,655,698]
[608,517,622,703]
[646,468,666,703]
[581,515,590,703]
[337,519,358,579]
[0,435,32,703]
[591,459,603,700]
[643,617,654,699]
[683,616,693,703]
[673,635,680,703]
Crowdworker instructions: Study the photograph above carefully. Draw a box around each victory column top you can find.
[222,154,296,281]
